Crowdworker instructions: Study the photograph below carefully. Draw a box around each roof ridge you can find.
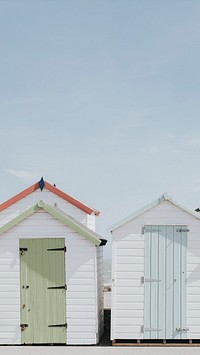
[0,180,100,216]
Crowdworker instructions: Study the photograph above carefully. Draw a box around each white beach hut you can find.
[0,178,106,345]
[109,193,200,345]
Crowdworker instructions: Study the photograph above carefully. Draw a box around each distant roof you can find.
[108,192,200,232]
[0,200,105,246]
[0,180,100,216]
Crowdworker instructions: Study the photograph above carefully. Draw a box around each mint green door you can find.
[144,226,187,340]
[20,238,66,344]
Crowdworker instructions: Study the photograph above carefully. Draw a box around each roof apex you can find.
[0,180,100,216]
[108,193,200,232]
[0,200,104,246]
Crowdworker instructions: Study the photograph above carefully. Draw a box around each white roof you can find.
[108,193,200,232]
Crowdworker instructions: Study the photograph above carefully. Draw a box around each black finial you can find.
[195,208,200,212]
[54,183,56,187]
[39,177,45,191]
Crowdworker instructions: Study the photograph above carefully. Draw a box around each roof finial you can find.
[39,177,45,191]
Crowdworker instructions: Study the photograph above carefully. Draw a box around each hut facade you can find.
[0,179,106,345]
[109,193,200,344]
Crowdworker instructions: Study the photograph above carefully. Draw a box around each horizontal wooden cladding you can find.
[0,278,19,285]
[114,325,142,333]
[0,319,20,326]
[67,291,96,299]
[67,306,97,315]
[0,265,19,272]
[67,285,95,292]
[68,271,94,279]
[187,316,200,325]
[115,279,143,287]
[116,241,144,249]
[0,298,20,305]
[0,326,20,332]
[115,295,144,302]
[0,285,19,292]
[67,298,95,305]
[68,325,96,333]
[0,305,19,312]
[115,264,144,272]
[188,302,200,310]
[69,322,96,330]
[0,338,20,344]
[115,286,143,295]
[114,318,143,326]
[115,310,143,318]
[0,272,18,278]
[67,333,96,340]
[188,256,200,264]
[114,233,143,241]
[187,266,200,273]
[0,258,19,265]
[187,287,200,295]
[0,312,19,319]
[116,256,144,264]
[68,278,95,286]
[115,270,143,278]
[67,337,96,344]
[115,302,143,310]
[0,292,19,299]
[188,295,200,302]
[187,326,200,333]
[116,249,144,257]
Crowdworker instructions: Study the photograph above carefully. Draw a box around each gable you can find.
[0,200,104,246]
[109,193,200,232]
[0,180,100,216]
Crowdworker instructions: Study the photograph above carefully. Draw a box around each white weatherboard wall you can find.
[111,200,200,341]
[0,188,95,230]
[0,196,101,345]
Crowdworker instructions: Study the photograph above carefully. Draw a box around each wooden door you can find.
[20,238,66,344]
[144,226,187,339]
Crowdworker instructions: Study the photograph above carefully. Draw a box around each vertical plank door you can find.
[144,226,187,340]
[20,238,66,344]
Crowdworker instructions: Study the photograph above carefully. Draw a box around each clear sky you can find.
[1,0,200,258]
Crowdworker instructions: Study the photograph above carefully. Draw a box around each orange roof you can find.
[0,180,100,216]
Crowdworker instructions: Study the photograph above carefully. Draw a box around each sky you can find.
[1,0,200,258]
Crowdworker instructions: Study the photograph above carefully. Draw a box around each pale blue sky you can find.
[1,0,200,258]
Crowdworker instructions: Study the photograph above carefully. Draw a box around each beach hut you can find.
[109,193,200,345]
[0,178,106,345]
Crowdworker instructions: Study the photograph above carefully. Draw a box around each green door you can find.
[20,238,66,344]
[144,226,187,340]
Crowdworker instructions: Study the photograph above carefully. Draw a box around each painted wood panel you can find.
[0,210,100,345]
[0,188,92,228]
[20,238,66,344]
[112,199,200,341]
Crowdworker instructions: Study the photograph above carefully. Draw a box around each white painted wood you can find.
[112,199,200,341]
[0,188,96,229]
[0,207,103,345]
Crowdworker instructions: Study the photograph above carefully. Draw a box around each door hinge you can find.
[47,246,66,252]
[20,324,28,331]
[19,248,28,255]
[48,323,67,328]
[176,228,190,233]
[48,285,67,290]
